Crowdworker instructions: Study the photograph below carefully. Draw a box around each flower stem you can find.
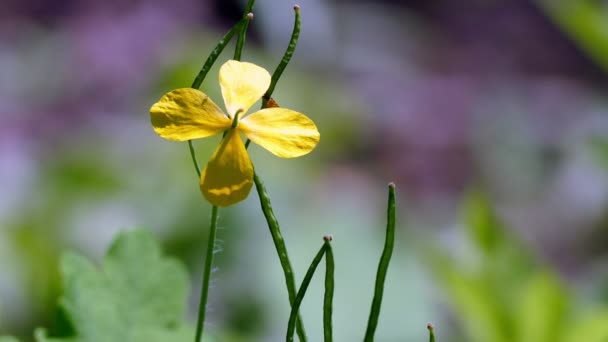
[427,323,436,342]
[194,205,219,342]
[363,183,397,342]
[245,4,301,142]
[188,13,244,179]
[323,235,334,342]
[233,0,256,61]
[286,239,329,342]
[254,173,307,341]
[190,3,255,342]
[188,141,202,176]
[262,4,301,108]
[189,20,238,342]
[191,19,244,90]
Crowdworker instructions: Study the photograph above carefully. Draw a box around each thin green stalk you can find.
[427,323,436,342]
[287,241,329,342]
[188,141,202,176]
[190,3,255,342]
[189,18,243,342]
[253,173,307,341]
[233,0,256,61]
[194,205,219,342]
[323,235,334,342]
[262,5,301,108]
[243,4,300,145]
[244,3,301,152]
[191,19,245,90]
[363,183,397,342]
[188,15,244,177]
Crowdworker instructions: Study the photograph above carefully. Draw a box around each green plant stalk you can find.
[428,323,436,342]
[323,237,335,342]
[246,4,300,144]
[287,241,329,342]
[188,11,246,178]
[363,183,396,341]
[233,0,255,61]
[254,173,307,341]
[189,14,252,342]
[189,2,308,341]
[187,141,202,176]
[188,17,246,176]
[194,205,219,342]
[188,0,262,337]
[190,20,244,90]
[188,109,212,342]
[262,5,301,108]
[247,6,307,340]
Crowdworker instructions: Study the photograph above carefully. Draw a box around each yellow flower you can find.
[150,60,320,207]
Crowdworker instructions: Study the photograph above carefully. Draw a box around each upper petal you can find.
[200,130,254,207]
[239,108,320,158]
[219,60,271,117]
[150,88,231,141]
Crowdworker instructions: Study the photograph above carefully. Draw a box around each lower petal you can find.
[200,130,254,207]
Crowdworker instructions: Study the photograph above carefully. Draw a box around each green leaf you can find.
[563,310,608,342]
[440,269,511,342]
[515,272,568,342]
[534,0,608,75]
[463,189,503,255]
[36,229,192,342]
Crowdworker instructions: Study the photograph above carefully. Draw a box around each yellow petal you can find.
[219,60,271,117]
[239,108,320,158]
[150,88,231,141]
[200,130,254,207]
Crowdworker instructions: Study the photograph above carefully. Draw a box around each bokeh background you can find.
[2,0,608,341]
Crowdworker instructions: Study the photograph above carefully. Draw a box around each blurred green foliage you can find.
[3,230,193,342]
[591,137,608,170]
[0,338,20,342]
[535,0,608,74]
[430,189,608,342]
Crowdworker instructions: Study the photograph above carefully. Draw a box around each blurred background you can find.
[2,0,608,341]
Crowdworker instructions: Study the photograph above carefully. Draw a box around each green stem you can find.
[427,323,436,342]
[287,240,329,342]
[187,14,244,179]
[262,5,301,108]
[234,0,256,61]
[323,236,334,342]
[253,173,307,341]
[246,5,301,143]
[190,3,255,342]
[188,141,202,176]
[363,183,397,342]
[191,20,244,90]
[194,205,219,342]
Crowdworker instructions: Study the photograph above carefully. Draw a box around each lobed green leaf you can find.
[35,229,192,342]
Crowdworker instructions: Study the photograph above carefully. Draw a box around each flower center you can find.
[231,109,244,129]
